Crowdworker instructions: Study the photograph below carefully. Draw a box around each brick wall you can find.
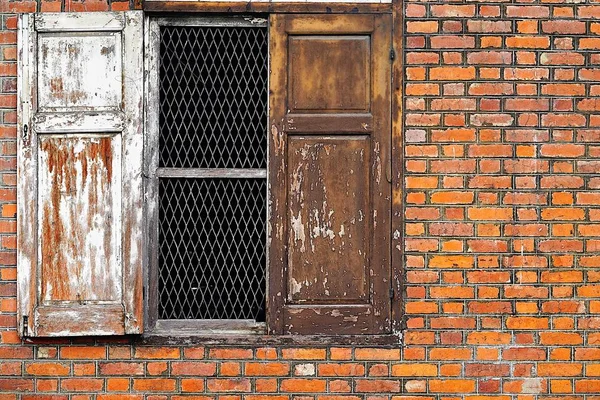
[1,0,600,398]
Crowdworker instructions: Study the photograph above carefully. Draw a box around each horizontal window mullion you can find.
[156,168,267,179]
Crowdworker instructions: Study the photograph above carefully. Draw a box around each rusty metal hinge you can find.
[22,316,28,337]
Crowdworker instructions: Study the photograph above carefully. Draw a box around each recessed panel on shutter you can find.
[17,12,144,337]
[269,14,392,334]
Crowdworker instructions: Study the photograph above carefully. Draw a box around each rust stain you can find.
[67,90,87,105]
[49,78,64,99]
[40,138,114,302]
[67,43,80,56]
[100,45,115,56]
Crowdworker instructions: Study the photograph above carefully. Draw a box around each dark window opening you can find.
[157,24,268,322]
[159,26,268,169]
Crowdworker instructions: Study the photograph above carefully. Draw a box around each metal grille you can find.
[159,26,268,169]
[158,178,267,320]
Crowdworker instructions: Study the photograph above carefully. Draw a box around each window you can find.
[17,11,395,337]
[145,18,269,334]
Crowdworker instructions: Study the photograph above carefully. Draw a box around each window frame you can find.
[16,6,403,342]
[144,12,402,339]
[144,15,270,336]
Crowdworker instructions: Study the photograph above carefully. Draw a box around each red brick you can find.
[134,347,180,359]
[98,362,144,376]
[281,348,325,360]
[429,380,476,393]
[280,379,326,393]
[355,380,400,393]
[132,378,176,392]
[61,378,103,392]
[171,362,216,376]
[355,349,400,360]
[25,363,69,376]
[245,363,290,376]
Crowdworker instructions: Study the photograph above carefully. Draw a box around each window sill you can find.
[140,322,402,346]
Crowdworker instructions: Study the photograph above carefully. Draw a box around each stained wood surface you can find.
[289,36,370,112]
[39,136,121,303]
[391,0,403,332]
[17,11,144,337]
[287,137,370,303]
[269,14,392,335]
[37,33,122,110]
[143,1,393,14]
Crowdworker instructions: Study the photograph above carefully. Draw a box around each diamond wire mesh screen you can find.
[159,179,266,320]
[159,26,268,169]
[158,24,268,321]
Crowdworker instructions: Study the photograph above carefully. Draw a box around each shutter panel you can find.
[17,12,144,337]
[268,14,392,334]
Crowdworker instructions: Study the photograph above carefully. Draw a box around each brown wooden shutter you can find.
[268,14,392,335]
[17,12,144,337]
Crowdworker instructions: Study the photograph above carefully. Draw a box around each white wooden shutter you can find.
[17,12,144,337]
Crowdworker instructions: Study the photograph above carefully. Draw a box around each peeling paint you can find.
[290,213,306,253]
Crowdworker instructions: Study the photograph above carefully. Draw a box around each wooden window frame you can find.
[144,16,270,336]
[143,7,403,341]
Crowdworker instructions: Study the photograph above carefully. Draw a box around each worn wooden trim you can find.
[144,16,161,332]
[285,114,374,134]
[156,168,267,179]
[33,112,125,134]
[143,1,393,14]
[155,16,267,27]
[153,319,267,336]
[267,13,287,335]
[285,14,374,33]
[369,13,393,333]
[391,0,403,334]
[35,12,125,32]
[140,332,401,346]
[35,304,126,336]
[121,10,145,335]
[17,13,37,338]
[285,306,382,335]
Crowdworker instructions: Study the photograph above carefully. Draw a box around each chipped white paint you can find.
[38,135,122,303]
[36,12,125,32]
[38,33,122,111]
[290,278,303,296]
[290,212,307,253]
[373,141,382,185]
[17,13,34,337]
[271,124,284,156]
[34,112,124,133]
